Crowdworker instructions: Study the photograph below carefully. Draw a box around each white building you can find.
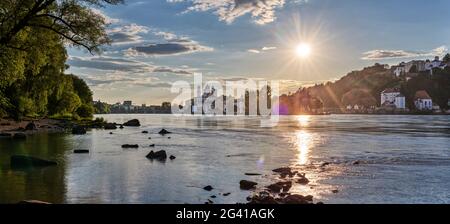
[425,56,447,74]
[414,90,433,111]
[394,94,406,109]
[392,64,406,77]
[381,88,406,109]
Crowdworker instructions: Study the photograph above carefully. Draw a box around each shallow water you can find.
[0,115,449,204]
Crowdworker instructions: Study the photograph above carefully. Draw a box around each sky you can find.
[67,0,450,105]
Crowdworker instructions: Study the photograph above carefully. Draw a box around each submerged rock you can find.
[13,133,27,139]
[240,180,258,190]
[74,149,90,154]
[223,192,231,196]
[146,150,167,161]
[149,144,155,147]
[25,122,37,131]
[245,173,262,176]
[169,155,176,160]
[119,125,124,129]
[142,131,149,134]
[331,189,339,194]
[123,119,140,127]
[11,155,57,168]
[272,167,297,178]
[122,144,139,148]
[104,123,117,130]
[158,129,172,135]
[203,185,214,191]
[282,194,313,204]
[352,160,361,165]
[72,126,86,135]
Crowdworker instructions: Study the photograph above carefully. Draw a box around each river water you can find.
[0,114,449,204]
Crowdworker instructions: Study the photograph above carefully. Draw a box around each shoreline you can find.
[0,118,71,135]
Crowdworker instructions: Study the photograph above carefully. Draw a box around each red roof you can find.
[382,88,399,94]
[415,90,431,100]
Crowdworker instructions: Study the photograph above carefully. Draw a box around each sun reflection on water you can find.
[296,130,313,165]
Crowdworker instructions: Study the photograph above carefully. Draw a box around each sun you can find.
[296,43,312,58]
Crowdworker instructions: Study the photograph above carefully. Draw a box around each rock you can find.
[0,132,12,138]
[123,119,140,127]
[282,195,313,204]
[11,155,57,168]
[72,126,86,135]
[210,195,216,198]
[168,137,171,139]
[119,125,124,129]
[148,137,152,139]
[240,180,258,190]
[74,149,89,154]
[13,133,27,139]
[352,160,361,165]
[267,181,292,193]
[25,122,37,131]
[296,176,310,185]
[320,162,330,167]
[104,123,117,130]
[149,144,155,147]
[304,195,314,202]
[207,199,214,204]
[203,185,214,191]
[245,173,262,176]
[223,193,231,196]
[158,128,172,135]
[146,150,167,161]
[316,201,324,204]
[18,200,51,204]
[331,189,339,194]
[109,132,114,135]
[272,167,291,173]
[142,131,149,134]
[247,194,279,204]
[169,155,176,160]
[122,144,139,148]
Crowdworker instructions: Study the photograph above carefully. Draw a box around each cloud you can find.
[248,49,261,54]
[68,56,154,72]
[362,46,448,60]
[108,23,150,45]
[91,8,120,24]
[68,56,193,75]
[248,46,277,54]
[124,31,213,56]
[168,0,287,25]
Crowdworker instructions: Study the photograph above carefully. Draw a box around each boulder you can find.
[122,144,139,149]
[25,122,37,131]
[104,123,117,130]
[123,119,140,127]
[13,133,27,139]
[240,180,258,190]
[11,155,57,168]
[146,150,167,161]
[72,126,86,135]
[203,185,214,191]
[74,149,90,154]
[158,128,172,135]
[169,155,176,160]
[142,131,149,134]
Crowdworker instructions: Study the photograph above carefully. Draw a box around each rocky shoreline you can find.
[2,118,326,205]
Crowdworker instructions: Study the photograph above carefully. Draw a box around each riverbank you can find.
[0,118,69,135]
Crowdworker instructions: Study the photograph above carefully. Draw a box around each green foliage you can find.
[443,53,450,63]
[0,0,121,120]
[76,104,95,118]
[93,101,111,114]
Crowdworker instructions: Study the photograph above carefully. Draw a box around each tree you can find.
[443,53,450,63]
[0,0,123,53]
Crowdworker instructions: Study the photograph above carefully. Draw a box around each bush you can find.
[76,104,94,118]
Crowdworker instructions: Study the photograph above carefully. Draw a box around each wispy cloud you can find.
[362,46,448,60]
[248,46,277,54]
[168,0,289,25]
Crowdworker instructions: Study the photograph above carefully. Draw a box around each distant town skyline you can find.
[67,0,450,105]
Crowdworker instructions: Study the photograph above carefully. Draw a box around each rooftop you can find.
[415,90,432,100]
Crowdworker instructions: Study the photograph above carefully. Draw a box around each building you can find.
[425,56,447,74]
[394,94,406,109]
[392,64,406,77]
[380,88,406,109]
[414,90,433,111]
